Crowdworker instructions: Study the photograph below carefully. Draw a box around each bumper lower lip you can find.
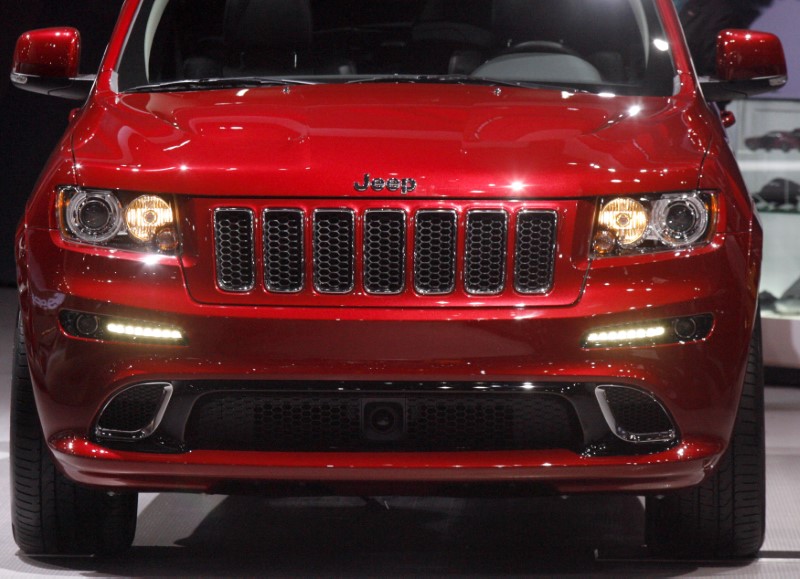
[50,435,722,494]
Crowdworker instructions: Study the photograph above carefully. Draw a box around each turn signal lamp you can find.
[124,195,174,242]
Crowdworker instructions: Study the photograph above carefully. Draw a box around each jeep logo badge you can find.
[354,173,417,194]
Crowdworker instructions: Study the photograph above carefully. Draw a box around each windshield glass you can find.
[117,0,676,96]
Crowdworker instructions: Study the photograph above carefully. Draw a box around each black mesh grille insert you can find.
[363,210,406,294]
[602,387,674,435]
[184,392,582,452]
[465,210,507,295]
[514,211,557,294]
[214,209,255,292]
[263,209,305,293]
[97,383,167,433]
[313,210,355,293]
[414,210,457,295]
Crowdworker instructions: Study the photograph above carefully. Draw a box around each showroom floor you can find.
[0,288,798,577]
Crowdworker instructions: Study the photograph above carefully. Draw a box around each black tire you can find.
[645,313,765,559]
[10,312,138,555]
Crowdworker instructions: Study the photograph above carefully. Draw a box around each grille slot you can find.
[414,210,457,295]
[263,209,305,293]
[313,209,355,294]
[514,210,557,294]
[214,209,255,292]
[465,210,507,295]
[184,392,583,452]
[363,210,406,294]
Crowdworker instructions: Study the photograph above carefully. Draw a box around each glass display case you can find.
[728,98,800,368]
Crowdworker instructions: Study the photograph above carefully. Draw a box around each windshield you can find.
[117,0,676,96]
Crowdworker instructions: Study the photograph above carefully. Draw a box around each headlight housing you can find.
[57,187,180,253]
[592,192,716,257]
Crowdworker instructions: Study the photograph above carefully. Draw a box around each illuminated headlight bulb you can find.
[598,198,648,247]
[125,195,174,243]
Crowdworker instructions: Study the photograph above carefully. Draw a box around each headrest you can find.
[225,0,312,50]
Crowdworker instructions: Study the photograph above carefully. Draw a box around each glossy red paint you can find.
[11,0,770,497]
[12,27,81,78]
[52,435,721,494]
[716,29,787,82]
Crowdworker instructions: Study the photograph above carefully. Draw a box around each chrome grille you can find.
[514,211,557,294]
[465,210,507,295]
[313,209,355,294]
[213,206,558,297]
[263,209,304,293]
[363,210,406,294]
[214,208,255,292]
[414,210,457,295]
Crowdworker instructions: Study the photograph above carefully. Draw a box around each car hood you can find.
[72,84,711,199]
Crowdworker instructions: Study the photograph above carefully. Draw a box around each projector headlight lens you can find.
[58,187,179,253]
[592,192,715,257]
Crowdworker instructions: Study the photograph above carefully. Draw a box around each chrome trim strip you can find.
[214,207,256,292]
[95,382,174,441]
[514,209,558,295]
[465,209,508,296]
[263,208,305,293]
[312,208,356,294]
[594,385,676,444]
[363,209,407,295]
[413,209,458,295]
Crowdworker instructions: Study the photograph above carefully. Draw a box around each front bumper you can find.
[19,226,757,494]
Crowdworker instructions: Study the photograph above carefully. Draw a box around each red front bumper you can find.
[19,225,757,494]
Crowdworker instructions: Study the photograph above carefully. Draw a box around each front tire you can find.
[645,313,765,559]
[10,313,138,555]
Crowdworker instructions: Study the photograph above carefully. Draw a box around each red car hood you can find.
[72,84,710,199]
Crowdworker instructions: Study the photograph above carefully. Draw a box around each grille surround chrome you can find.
[214,208,256,292]
[363,209,407,295]
[465,209,508,295]
[514,209,558,295]
[262,208,305,293]
[312,208,356,294]
[413,209,458,296]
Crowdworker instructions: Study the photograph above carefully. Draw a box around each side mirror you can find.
[701,29,787,101]
[10,27,94,100]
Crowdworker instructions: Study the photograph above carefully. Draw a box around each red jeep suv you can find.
[9,0,786,559]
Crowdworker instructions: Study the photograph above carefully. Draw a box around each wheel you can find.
[10,312,138,555]
[645,312,765,559]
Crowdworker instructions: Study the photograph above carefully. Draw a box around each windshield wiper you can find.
[346,74,589,92]
[125,77,314,93]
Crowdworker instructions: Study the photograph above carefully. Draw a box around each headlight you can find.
[58,187,180,253]
[592,192,715,257]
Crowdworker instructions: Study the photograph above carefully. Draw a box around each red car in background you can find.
[9,0,786,560]
[746,130,800,152]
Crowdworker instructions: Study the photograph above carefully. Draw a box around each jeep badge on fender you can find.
[354,173,417,194]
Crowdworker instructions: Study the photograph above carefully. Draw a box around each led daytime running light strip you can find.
[106,322,183,341]
[586,326,666,344]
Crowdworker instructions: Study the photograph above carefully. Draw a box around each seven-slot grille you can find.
[213,207,557,296]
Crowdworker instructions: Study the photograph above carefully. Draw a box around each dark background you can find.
[0,1,123,285]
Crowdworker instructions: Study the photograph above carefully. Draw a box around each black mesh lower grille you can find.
[184,392,583,452]
[603,387,674,435]
[97,383,167,433]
